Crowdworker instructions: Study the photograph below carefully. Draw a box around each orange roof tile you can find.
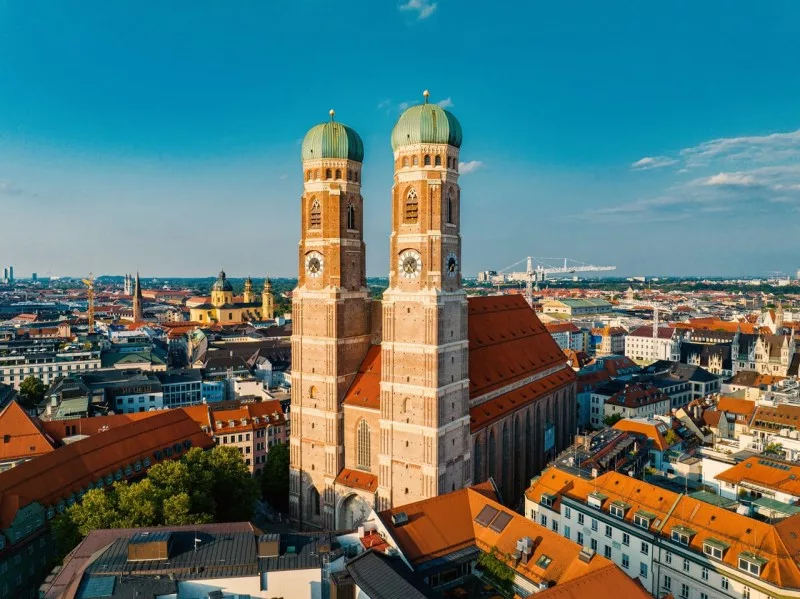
[715,456,800,497]
[528,468,800,590]
[0,410,214,527]
[535,563,651,599]
[343,346,381,410]
[716,396,756,418]
[468,296,569,399]
[380,486,615,588]
[335,468,378,492]
[0,402,56,463]
[470,368,575,432]
[612,419,671,451]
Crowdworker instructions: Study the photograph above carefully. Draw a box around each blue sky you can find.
[1,1,799,278]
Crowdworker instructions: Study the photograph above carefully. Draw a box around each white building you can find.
[624,325,681,363]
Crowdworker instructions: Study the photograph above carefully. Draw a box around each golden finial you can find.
[329,109,335,121]
[423,90,430,103]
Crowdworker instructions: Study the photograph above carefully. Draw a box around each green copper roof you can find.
[302,113,364,162]
[391,93,462,151]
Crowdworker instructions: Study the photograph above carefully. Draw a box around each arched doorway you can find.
[338,494,371,529]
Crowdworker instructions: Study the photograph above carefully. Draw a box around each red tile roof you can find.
[612,419,672,451]
[468,296,569,399]
[715,456,800,497]
[0,410,214,527]
[0,402,56,463]
[545,322,581,334]
[535,563,651,599]
[335,468,378,492]
[628,325,677,339]
[343,346,381,410]
[380,486,616,588]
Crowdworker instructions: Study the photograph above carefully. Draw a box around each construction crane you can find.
[82,273,95,334]
[499,256,617,306]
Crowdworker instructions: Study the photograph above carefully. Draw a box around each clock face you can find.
[305,252,324,278]
[398,250,422,279]
[446,252,459,277]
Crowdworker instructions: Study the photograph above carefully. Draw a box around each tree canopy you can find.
[603,413,623,427]
[53,445,258,556]
[261,443,290,512]
[18,375,46,409]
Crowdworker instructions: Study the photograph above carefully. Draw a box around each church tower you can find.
[211,270,234,307]
[132,272,143,322]
[242,277,255,304]
[262,277,275,320]
[289,111,372,528]
[377,91,470,510]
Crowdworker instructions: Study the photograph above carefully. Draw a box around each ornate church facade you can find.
[289,96,577,530]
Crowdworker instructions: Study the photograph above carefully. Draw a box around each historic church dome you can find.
[212,270,233,292]
[391,91,462,151]
[302,111,364,162]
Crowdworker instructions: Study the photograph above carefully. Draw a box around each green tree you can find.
[18,375,46,409]
[51,513,82,560]
[262,443,290,512]
[115,480,160,528]
[603,413,623,427]
[664,429,680,446]
[68,488,121,535]
[765,442,784,456]
[201,445,260,522]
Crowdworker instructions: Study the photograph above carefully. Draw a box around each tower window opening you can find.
[405,188,419,223]
[347,170,352,181]
[357,419,371,470]
[325,168,332,179]
[335,169,342,179]
[347,204,356,230]
[306,170,311,181]
[435,155,442,166]
[447,157,451,168]
[413,156,419,166]
[402,157,409,167]
[310,200,322,229]
[446,190,454,224]
[314,169,319,179]
[424,154,431,166]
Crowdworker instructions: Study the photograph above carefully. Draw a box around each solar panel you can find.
[489,511,513,533]
[81,576,116,599]
[474,505,499,528]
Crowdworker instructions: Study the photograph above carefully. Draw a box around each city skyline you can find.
[1,1,799,278]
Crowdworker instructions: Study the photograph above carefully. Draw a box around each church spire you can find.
[132,271,143,322]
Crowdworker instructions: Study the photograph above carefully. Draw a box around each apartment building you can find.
[0,343,100,390]
[527,467,800,599]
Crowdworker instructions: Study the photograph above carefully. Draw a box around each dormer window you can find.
[703,538,729,560]
[609,501,630,519]
[540,493,556,509]
[738,552,767,576]
[670,526,695,546]
[633,511,654,529]
[588,491,607,509]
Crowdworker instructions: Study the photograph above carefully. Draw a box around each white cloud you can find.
[703,172,756,187]
[459,160,484,175]
[398,101,411,112]
[399,0,437,20]
[630,156,678,170]
[437,97,454,108]
[680,129,800,168]
[0,181,24,195]
[377,99,391,110]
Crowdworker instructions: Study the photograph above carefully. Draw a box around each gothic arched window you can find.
[424,154,431,166]
[310,200,321,229]
[357,419,370,470]
[435,155,442,166]
[412,156,419,166]
[446,189,454,224]
[306,170,311,181]
[402,157,409,167]
[325,168,332,180]
[405,188,419,223]
[335,169,342,180]
[308,486,321,517]
[347,203,356,230]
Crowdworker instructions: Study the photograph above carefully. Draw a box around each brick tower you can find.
[377,91,471,510]
[289,111,372,528]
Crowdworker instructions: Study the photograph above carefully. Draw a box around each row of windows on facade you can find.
[400,154,458,170]
[305,168,360,182]
[539,510,758,599]
[1,361,99,379]
[549,502,771,581]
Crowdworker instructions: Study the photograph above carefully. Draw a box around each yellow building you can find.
[189,270,275,325]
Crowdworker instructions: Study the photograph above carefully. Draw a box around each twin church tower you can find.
[290,91,470,528]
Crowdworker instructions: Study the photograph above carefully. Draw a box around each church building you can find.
[289,95,576,530]
[189,271,275,325]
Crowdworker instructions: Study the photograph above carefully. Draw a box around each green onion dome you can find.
[391,91,462,151]
[302,110,364,162]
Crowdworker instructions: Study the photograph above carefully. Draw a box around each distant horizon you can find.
[2,2,799,276]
